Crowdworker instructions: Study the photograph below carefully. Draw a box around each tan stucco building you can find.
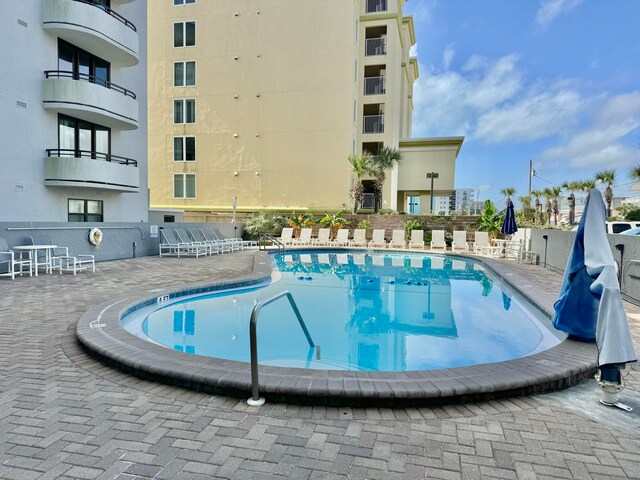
[148,0,462,215]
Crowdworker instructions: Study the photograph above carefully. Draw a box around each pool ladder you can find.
[247,291,317,406]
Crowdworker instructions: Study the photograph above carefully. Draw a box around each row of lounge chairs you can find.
[159,228,257,257]
[277,228,501,254]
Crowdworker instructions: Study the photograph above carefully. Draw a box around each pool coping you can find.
[76,249,598,407]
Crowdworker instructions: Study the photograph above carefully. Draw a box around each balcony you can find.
[365,38,386,56]
[45,149,139,192]
[43,71,138,130]
[42,0,139,67]
[363,115,384,134]
[365,0,387,13]
[364,76,386,95]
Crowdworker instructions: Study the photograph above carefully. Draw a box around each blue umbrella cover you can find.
[552,189,636,367]
[501,200,518,236]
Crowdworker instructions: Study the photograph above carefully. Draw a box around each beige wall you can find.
[397,137,464,213]
[149,0,444,213]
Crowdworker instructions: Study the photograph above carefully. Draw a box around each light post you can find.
[426,172,439,214]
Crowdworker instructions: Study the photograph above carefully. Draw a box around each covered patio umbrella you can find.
[501,199,518,236]
[552,188,636,409]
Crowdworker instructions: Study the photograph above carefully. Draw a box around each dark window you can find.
[174,136,195,161]
[164,215,176,222]
[174,21,195,47]
[174,0,196,4]
[68,199,104,222]
[58,39,110,86]
[58,115,110,158]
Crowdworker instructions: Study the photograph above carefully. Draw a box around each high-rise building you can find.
[148,0,462,215]
[0,0,148,222]
[435,189,476,215]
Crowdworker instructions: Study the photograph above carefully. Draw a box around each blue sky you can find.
[403,0,640,209]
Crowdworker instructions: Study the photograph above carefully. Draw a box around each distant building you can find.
[0,0,148,222]
[434,189,475,215]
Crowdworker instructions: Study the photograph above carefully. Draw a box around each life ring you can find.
[88,228,103,247]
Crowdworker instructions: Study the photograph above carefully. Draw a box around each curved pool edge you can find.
[75,250,598,407]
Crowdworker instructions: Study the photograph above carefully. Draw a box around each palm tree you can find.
[595,169,616,217]
[631,165,640,181]
[518,195,532,222]
[500,187,516,201]
[347,153,373,213]
[370,146,401,213]
[562,181,582,225]
[542,188,554,225]
[551,186,562,225]
[580,179,596,191]
[531,189,543,225]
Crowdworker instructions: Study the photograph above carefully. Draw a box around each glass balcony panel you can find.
[364,76,385,95]
[365,38,386,56]
[363,115,384,134]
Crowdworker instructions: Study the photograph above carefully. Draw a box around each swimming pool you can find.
[122,251,562,371]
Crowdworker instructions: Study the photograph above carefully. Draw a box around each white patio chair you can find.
[293,228,313,246]
[188,229,224,254]
[473,231,500,256]
[349,229,367,247]
[28,234,68,272]
[278,227,294,246]
[451,230,469,253]
[202,228,241,252]
[388,230,406,249]
[331,229,350,247]
[58,255,95,275]
[160,229,206,257]
[408,230,425,249]
[0,237,31,280]
[314,228,331,246]
[175,228,215,255]
[430,230,447,251]
[368,229,387,248]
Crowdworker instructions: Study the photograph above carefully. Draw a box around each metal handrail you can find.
[46,149,138,167]
[45,71,137,99]
[248,291,316,406]
[258,233,285,252]
[71,0,137,32]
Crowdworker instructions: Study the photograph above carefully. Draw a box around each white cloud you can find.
[442,43,455,70]
[535,0,584,28]
[540,92,640,169]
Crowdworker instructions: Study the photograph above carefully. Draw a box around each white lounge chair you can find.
[160,229,207,257]
[430,230,447,251]
[314,228,331,246]
[349,229,367,247]
[293,228,313,246]
[176,228,218,255]
[473,231,499,256]
[0,237,31,280]
[388,230,406,249]
[451,230,469,253]
[368,229,387,248]
[278,227,294,246]
[408,230,424,249]
[331,229,350,247]
[58,254,95,275]
[188,229,225,254]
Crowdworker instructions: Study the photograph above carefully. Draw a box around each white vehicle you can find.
[606,221,640,234]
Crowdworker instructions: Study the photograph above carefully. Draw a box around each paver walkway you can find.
[1,252,639,479]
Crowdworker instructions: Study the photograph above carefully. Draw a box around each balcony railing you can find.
[365,38,386,56]
[72,0,136,31]
[363,115,384,134]
[45,71,136,99]
[47,149,138,167]
[366,0,388,13]
[364,76,385,95]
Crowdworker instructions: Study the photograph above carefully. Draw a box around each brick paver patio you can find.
[1,251,639,479]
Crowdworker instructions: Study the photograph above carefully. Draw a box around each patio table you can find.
[12,245,57,276]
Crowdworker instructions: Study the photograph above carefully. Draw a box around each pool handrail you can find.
[258,233,285,252]
[248,290,315,406]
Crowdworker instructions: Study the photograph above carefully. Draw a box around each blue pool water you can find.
[122,251,563,371]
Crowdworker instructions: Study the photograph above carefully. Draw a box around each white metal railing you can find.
[365,38,386,56]
[363,115,384,134]
[366,0,387,13]
[364,76,385,95]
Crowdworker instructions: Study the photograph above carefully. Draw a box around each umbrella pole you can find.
[596,365,632,411]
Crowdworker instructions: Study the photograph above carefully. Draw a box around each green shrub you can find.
[403,219,423,239]
[244,211,286,237]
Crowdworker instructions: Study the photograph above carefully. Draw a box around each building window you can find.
[174,137,196,161]
[68,199,104,222]
[58,39,110,86]
[174,0,195,4]
[174,21,196,47]
[174,174,196,198]
[174,99,196,123]
[174,61,196,86]
[58,114,110,158]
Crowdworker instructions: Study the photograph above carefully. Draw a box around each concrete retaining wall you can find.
[530,228,640,304]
